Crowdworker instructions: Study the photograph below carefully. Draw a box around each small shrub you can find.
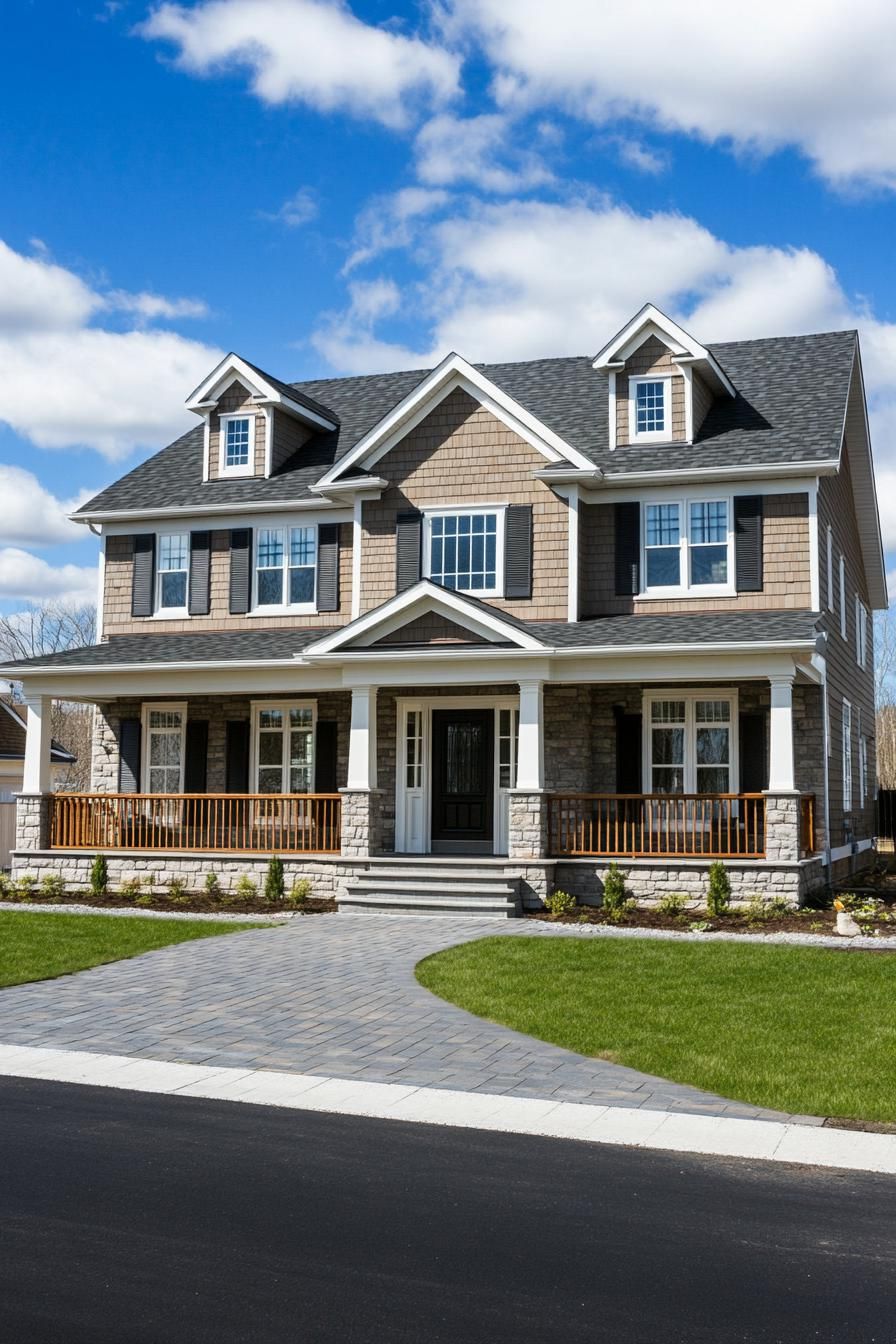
[119,876,143,900]
[601,863,630,920]
[543,888,577,917]
[0,873,12,899]
[204,872,222,900]
[16,874,36,899]
[234,874,258,903]
[689,919,713,933]
[135,893,154,907]
[657,891,687,918]
[706,861,731,917]
[287,878,311,907]
[264,855,285,904]
[166,878,189,905]
[90,854,108,898]
[39,873,66,901]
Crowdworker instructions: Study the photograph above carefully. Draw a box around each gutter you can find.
[71,498,351,526]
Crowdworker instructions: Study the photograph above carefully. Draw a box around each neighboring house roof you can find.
[0,700,76,762]
[73,330,858,518]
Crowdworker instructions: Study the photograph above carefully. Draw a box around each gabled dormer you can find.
[593,304,735,450]
[186,354,338,482]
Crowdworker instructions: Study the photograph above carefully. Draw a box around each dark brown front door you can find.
[431,709,494,854]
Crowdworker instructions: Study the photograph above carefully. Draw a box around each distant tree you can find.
[875,609,896,789]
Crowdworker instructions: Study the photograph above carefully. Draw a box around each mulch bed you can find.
[526,907,896,936]
[0,892,336,916]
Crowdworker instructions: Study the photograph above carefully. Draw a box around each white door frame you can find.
[395,695,519,855]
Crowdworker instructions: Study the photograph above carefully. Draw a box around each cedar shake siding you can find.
[270,408,313,475]
[691,370,714,436]
[374,614,491,646]
[207,380,266,480]
[359,387,569,621]
[579,492,812,616]
[103,524,354,635]
[817,441,876,844]
[615,337,686,447]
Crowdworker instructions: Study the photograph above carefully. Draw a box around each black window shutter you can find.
[225,720,250,793]
[184,720,209,793]
[615,710,642,792]
[316,523,340,613]
[118,718,142,793]
[229,528,253,614]
[614,502,640,596]
[131,534,156,617]
[504,504,533,599]
[739,712,768,792]
[315,720,339,792]
[395,510,422,592]
[188,531,211,616]
[734,496,763,593]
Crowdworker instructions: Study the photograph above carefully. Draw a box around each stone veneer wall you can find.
[552,857,826,908]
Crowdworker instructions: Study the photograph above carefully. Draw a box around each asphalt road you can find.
[1,1077,894,1344]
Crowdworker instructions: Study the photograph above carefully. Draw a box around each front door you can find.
[431,709,494,854]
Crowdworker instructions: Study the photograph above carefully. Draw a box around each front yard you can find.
[0,911,261,989]
[416,936,896,1124]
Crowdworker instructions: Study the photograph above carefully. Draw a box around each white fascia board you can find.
[592,303,735,397]
[185,355,337,431]
[841,344,887,609]
[310,476,387,497]
[77,500,353,530]
[580,465,836,497]
[315,353,593,488]
[303,580,546,654]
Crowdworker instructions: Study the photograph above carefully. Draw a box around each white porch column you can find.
[23,695,53,794]
[516,680,545,791]
[347,686,377,791]
[768,675,795,793]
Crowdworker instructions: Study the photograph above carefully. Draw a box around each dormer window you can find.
[220,413,254,476]
[631,376,671,442]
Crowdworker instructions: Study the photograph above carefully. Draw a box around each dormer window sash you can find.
[219,412,255,477]
[629,374,672,443]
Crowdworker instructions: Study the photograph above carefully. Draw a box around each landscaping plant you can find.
[16,874,36,901]
[166,878,189,905]
[264,855,285,904]
[204,872,222,900]
[543,888,577,917]
[118,876,143,900]
[235,874,258,902]
[601,863,631,921]
[39,874,66,901]
[287,878,311,907]
[706,861,731,917]
[90,854,108,898]
[657,891,687,918]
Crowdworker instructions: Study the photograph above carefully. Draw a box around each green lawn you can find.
[0,911,263,989]
[416,937,896,1123]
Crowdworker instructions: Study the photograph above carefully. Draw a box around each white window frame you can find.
[839,554,847,639]
[859,734,868,810]
[842,699,853,812]
[249,700,317,795]
[154,531,190,616]
[855,597,869,669]
[421,504,506,599]
[642,690,739,795]
[251,522,318,616]
[640,495,735,598]
[141,701,187,795]
[629,374,673,443]
[826,525,834,612]
[219,412,256,478]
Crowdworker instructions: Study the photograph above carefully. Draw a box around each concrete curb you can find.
[1,1042,894,1175]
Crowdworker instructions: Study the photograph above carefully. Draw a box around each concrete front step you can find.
[338,861,523,917]
[338,891,519,918]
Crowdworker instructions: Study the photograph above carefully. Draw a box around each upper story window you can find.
[255,525,317,611]
[630,376,671,441]
[156,533,189,612]
[423,508,503,596]
[642,498,731,595]
[220,413,254,477]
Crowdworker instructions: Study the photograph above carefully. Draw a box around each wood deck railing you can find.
[51,793,342,854]
[548,793,768,859]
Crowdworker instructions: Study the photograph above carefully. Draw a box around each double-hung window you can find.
[255,526,317,610]
[642,498,731,594]
[424,509,502,595]
[143,703,186,794]
[254,702,315,794]
[856,598,869,669]
[630,376,671,441]
[156,533,189,612]
[842,699,853,811]
[645,693,735,795]
[220,413,254,476]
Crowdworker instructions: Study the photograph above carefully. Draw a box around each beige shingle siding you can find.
[270,409,312,476]
[691,371,714,436]
[207,381,266,480]
[817,441,876,844]
[359,388,569,621]
[616,337,686,448]
[103,524,354,635]
[579,492,812,616]
[374,614,490,646]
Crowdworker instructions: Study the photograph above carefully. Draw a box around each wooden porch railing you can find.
[799,793,816,858]
[548,794,768,859]
[51,793,342,854]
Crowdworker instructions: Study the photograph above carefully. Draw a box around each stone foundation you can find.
[508,791,548,860]
[552,857,827,909]
[15,794,50,851]
[339,789,383,858]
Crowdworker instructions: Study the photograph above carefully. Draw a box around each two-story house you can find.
[3,305,885,913]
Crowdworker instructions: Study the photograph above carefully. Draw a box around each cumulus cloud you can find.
[414,113,552,193]
[445,0,896,190]
[312,278,427,372]
[0,469,92,547]
[0,238,220,459]
[140,0,460,129]
[0,550,98,607]
[259,187,319,228]
[344,186,450,271]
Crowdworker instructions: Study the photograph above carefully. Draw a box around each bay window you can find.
[253,702,315,794]
[642,497,732,594]
[255,526,317,610]
[644,693,736,794]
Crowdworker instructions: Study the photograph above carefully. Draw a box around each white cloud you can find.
[344,186,450,271]
[0,238,220,459]
[445,0,896,190]
[0,469,92,547]
[414,113,552,193]
[312,278,426,372]
[141,0,460,129]
[0,550,98,607]
[614,138,667,175]
[259,187,319,228]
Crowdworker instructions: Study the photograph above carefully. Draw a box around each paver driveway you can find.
[0,914,812,1121]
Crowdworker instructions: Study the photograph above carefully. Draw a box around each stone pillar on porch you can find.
[764,674,801,864]
[340,686,382,858]
[16,695,53,851]
[508,680,548,860]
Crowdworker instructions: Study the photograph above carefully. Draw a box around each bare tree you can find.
[875,609,896,789]
[0,601,97,792]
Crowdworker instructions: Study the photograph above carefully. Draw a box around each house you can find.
[1,305,885,912]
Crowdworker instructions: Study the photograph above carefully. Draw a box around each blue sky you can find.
[3,0,896,614]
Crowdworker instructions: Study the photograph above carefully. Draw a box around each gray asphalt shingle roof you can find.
[75,330,857,517]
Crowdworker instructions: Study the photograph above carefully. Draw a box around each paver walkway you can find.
[0,914,814,1122]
